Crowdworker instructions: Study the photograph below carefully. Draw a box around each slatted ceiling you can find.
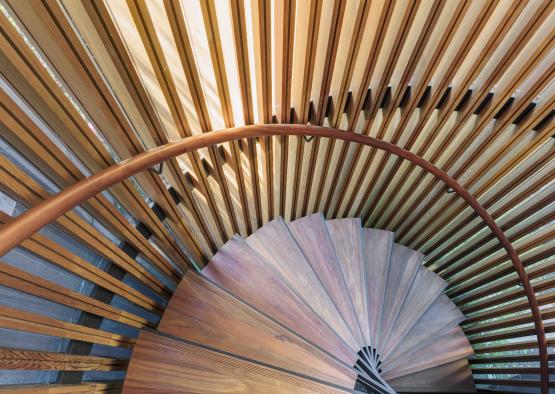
[365,1,419,130]
[0,14,198,270]
[470,323,550,346]
[182,1,224,129]
[0,304,134,348]
[9,1,138,168]
[454,256,555,310]
[289,0,317,124]
[438,159,552,262]
[463,309,546,337]
[394,83,553,247]
[60,2,220,260]
[0,0,553,390]
[400,134,548,252]
[368,1,441,145]
[412,126,551,258]
[315,0,381,208]
[426,171,554,266]
[362,0,502,222]
[446,227,555,290]
[0,219,164,314]
[0,262,151,329]
[195,0,254,234]
[434,203,553,280]
[465,289,555,327]
[114,0,235,245]
[463,278,546,318]
[0,158,175,298]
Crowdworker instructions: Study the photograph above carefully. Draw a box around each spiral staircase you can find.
[122,214,475,393]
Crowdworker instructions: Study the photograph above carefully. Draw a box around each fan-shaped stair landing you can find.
[123,214,475,393]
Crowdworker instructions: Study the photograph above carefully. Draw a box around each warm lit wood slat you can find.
[0,261,151,329]
[8,0,202,266]
[0,6,195,270]
[343,0,470,220]
[453,248,555,306]
[0,85,187,275]
[0,381,123,393]
[332,0,446,218]
[464,307,555,337]
[125,0,234,246]
[0,305,135,348]
[302,0,347,216]
[368,0,526,230]
[0,348,127,371]
[0,156,172,297]
[0,212,163,314]
[392,35,554,244]
[199,0,253,235]
[463,269,555,317]
[447,227,555,296]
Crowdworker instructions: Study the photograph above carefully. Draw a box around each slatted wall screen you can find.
[0,0,552,392]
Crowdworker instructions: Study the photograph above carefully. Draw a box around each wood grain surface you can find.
[384,294,465,364]
[158,271,356,387]
[123,330,351,393]
[246,217,358,352]
[288,214,362,349]
[381,267,448,356]
[202,236,356,365]
[389,359,475,393]
[382,326,474,380]
[362,228,393,351]
[326,218,369,346]
[378,244,422,353]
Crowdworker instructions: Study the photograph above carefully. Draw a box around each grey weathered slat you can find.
[288,213,363,349]
[388,359,476,393]
[383,294,465,364]
[326,218,369,346]
[378,244,422,354]
[246,217,358,352]
[158,271,356,387]
[202,236,356,366]
[381,326,474,380]
[381,266,448,356]
[362,228,394,351]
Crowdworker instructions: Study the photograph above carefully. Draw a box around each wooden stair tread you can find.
[388,359,476,393]
[123,331,351,393]
[382,326,474,380]
[326,218,369,346]
[381,267,448,357]
[383,294,466,364]
[378,244,422,354]
[158,271,356,387]
[246,217,358,353]
[362,228,394,352]
[288,213,363,349]
[124,215,475,393]
[202,236,356,365]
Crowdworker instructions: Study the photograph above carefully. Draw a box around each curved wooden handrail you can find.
[0,124,547,392]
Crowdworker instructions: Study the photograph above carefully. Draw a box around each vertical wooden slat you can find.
[199,0,253,235]
[230,0,263,227]
[302,0,346,216]
[0,4,198,268]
